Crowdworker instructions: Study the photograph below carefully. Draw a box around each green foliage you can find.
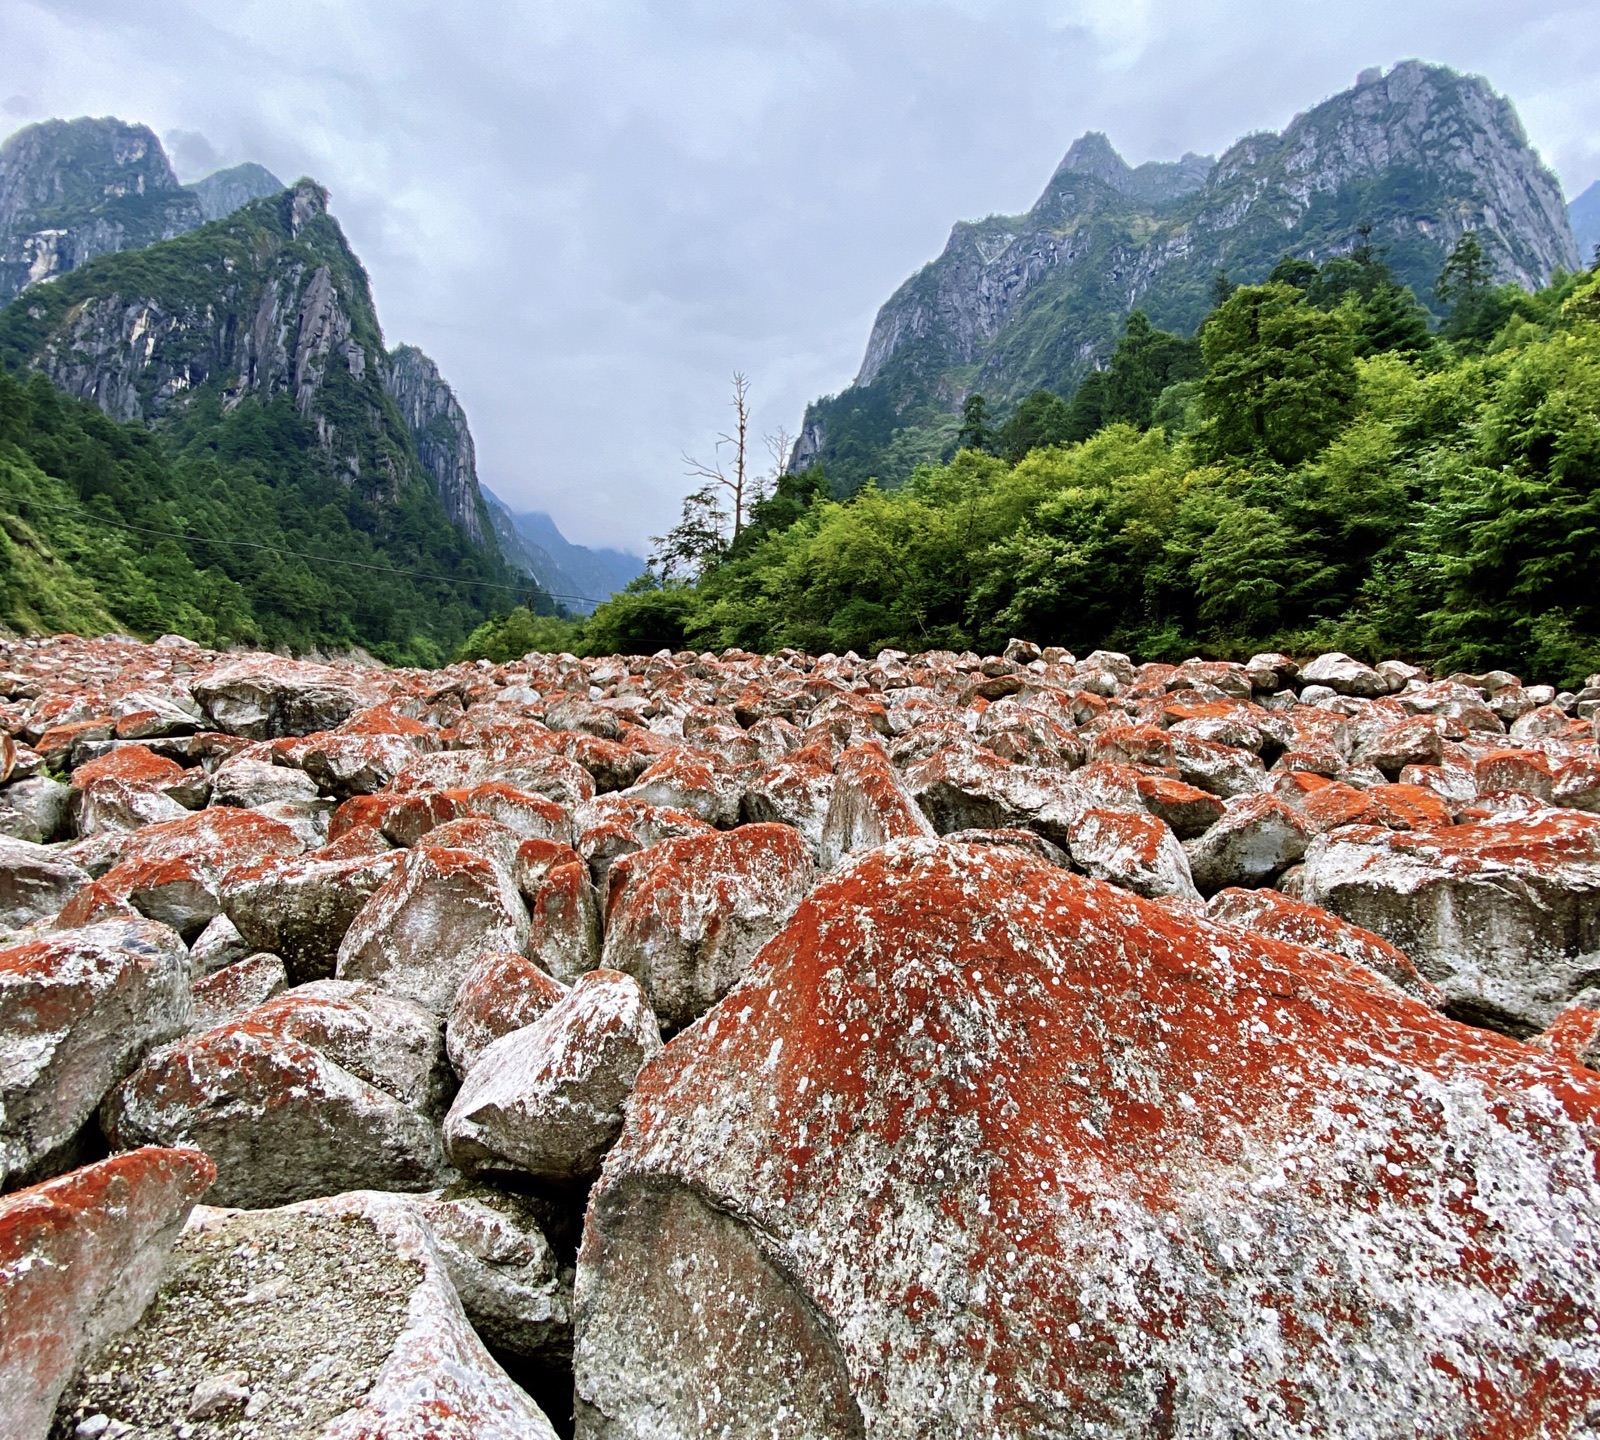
[954,394,997,456]
[454,606,585,663]
[579,577,700,656]
[590,268,1600,685]
[0,365,536,661]
[1198,284,1360,466]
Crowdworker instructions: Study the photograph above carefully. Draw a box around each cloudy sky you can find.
[2,1,1596,553]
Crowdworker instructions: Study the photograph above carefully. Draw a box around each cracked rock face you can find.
[576,839,1600,1439]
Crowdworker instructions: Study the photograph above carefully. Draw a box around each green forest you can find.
[461,239,1600,686]
[0,365,541,665]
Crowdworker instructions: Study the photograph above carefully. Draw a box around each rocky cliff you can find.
[795,61,1581,486]
[0,118,203,306]
[383,344,490,545]
[186,161,284,223]
[1573,180,1600,267]
[0,180,419,497]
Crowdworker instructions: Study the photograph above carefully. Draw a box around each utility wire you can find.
[5,494,613,607]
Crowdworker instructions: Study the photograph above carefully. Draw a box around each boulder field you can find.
[1,632,1599,1437]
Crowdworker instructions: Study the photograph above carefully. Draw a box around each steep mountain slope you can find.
[0,183,541,659]
[0,120,285,306]
[0,118,203,305]
[0,181,428,492]
[187,161,284,222]
[794,61,1580,490]
[1573,180,1600,267]
[483,486,644,612]
[383,344,490,545]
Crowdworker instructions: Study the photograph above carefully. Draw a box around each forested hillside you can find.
[0,365,543,663]
[469,244,1600,685]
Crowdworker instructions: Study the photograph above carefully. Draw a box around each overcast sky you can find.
[2,1,1596,552]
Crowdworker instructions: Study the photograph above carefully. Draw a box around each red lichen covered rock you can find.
[1133,772,1225,839]
[104,981,449,1207]
[621,747,743,827]
[1065,806,1200,907]
[335,844,529,1017]
[446,968,661,1181]
[68,743,193,837]
[221,835,402,983]
[94,806,306,941]
[575,840,1600,1439]
[189,951,289,1032]
[600,823,818,1030]
[1475,747,1556,802]
[742,741,838,854]
[1536,1001,1600,1071]
[0,919,191,1189]
[818,742,937,870]
[573,796,714,896]
[447,949,568,1077]
[1300,810,1600,1033]
[0,1147,215,1439]
[515,837,603,983]
[1206,886,1441,1004]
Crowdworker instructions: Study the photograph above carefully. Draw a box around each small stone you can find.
[187,1370,250,1419]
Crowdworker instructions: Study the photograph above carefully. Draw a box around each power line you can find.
[5,494,612,607]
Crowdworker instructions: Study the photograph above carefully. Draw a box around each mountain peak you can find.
[799,59,1578,490]
[187,161,284,223]
[286,178,329,234]
[1054,131,1130,186]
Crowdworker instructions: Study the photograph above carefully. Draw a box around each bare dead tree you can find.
[682,372,752,539]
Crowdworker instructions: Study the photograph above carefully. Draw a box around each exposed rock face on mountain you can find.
[484,487,645,612]
[4,631,1600,1436]
[1573,179,1600,266]
[0,180,421,497]
[795,61,1582,486]
[384,344,490,545]
[0,119,203,306]
[185,160,284,222]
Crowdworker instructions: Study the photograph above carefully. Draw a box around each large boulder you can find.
[599,823,817,1030]
[1182,792,1312,895]
[335,844,529,1016]
[0,920,191,1189]
[1065,806,1200,906]
[412,1182,574,1365]
[446,968,660,1182]
[817,742,936,870]
[94,806,306,942]
[192,656,382,739]
[1206,886,1442,1004]
[1299,810,1600,1033]
[221,832,401,984]
[0,837,87,931]
[0,1147,215,1439]
[447,949,568,1078]
[103,981,449,1208]
[575,840,1600,1439]
[52,1188,560,1439]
